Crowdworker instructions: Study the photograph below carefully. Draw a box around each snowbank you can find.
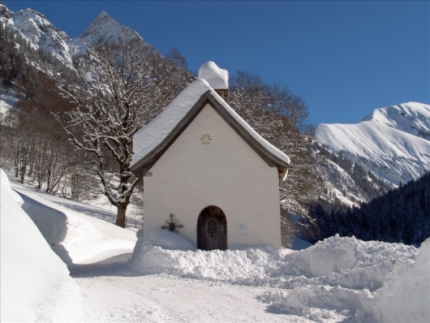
[18,191,68,245]
[13,186,137,265]
[130,232,428,322]
[0,169,83,322]
[366,238,430,323]
[261,235,428,322]
[130,230,280,282]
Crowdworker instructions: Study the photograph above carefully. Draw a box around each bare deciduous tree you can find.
[56,39,192,228]
[229,71,325,245]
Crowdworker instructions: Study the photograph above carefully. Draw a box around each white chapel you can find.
[130,61,290,250]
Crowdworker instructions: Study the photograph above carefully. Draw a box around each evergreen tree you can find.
[308,172,430,246]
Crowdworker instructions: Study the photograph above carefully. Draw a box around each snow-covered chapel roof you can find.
[130,64,290,177]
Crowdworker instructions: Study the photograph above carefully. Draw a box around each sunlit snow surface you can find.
[0,169,83,322]
[198,61,229,89]
[2,169,429,323]
[316,102,430,186]
[0,90,19,114]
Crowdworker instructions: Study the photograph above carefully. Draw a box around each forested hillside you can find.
[0,22,75,100]
[311,142,392,210]
[304,172,430,246]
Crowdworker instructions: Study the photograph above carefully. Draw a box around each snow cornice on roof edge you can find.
[130,79,290,178]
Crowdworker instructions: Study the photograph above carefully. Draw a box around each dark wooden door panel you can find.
[198,206,227,250]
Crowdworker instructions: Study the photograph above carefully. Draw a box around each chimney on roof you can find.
[198,61,229,102]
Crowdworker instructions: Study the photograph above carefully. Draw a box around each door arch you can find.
[197,206,227,250]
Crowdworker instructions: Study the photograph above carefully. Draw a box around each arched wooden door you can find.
[197,206,227,250]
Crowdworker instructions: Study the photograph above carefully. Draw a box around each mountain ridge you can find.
[362,102,430,140]
[0,3,156,72]
[316,102,430,188]
[79,10,143,47]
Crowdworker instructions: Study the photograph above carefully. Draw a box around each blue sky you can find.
[4,1,430,126]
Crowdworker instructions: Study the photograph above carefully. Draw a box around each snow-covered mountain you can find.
[362,102,430,140]
[0,3,155,72]
[316,102,430,188]
[0,3,83,69]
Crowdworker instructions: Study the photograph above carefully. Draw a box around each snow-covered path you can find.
[70,254,309,323]
[2,169,429,323]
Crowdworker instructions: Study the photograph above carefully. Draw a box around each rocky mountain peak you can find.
[362,102,430,141]
[0,2,13,21]
[79,10,142,46]
[13,8,65,37]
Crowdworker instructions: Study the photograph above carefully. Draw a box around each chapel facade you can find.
[130,62,290,250]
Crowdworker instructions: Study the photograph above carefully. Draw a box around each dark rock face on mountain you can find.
[80,11,142,46]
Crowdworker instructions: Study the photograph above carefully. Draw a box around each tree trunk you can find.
[20,165,26,184]
[46,169,51,193]
[116,203,127,228]
[14,149,19,177]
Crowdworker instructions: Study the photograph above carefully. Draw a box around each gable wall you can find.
[143,103,282,248]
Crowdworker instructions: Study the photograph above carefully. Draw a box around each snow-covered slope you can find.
[363,102,430,140]
[0,3,13,26]
[1,4,82,69]
[316,102,430,186]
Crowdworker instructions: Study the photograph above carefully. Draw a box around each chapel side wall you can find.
[143,103,282,248]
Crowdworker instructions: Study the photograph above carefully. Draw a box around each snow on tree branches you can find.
[55,38,192,227]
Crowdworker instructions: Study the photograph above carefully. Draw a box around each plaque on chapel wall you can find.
[237,222,248,235]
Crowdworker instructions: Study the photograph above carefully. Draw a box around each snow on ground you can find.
[11,183,137,265]
[0,89,19,114]
[2,169,429,322]
[8,171,144,227]
[0,169,83,322]
[131,231,429,322]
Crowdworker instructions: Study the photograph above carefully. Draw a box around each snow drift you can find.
[259,235,429,323]
[368,238,430,323]
[0,169,83,322]
[130,230,280,282]
[12,185,137,265]
[130,232,429,322]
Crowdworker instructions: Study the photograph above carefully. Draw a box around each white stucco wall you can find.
[143,103,282,248]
